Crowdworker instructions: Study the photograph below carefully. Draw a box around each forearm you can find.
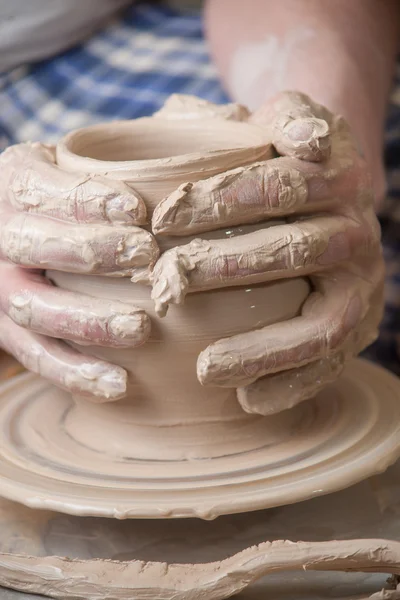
[205,0,400,203]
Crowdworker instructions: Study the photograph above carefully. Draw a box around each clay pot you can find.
[2,106,400,521]
[51,114,310,462]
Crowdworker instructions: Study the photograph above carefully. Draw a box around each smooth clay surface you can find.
[52,106,315,466]
[0,459,400,599]
[48,272,310,461]
[0,359,399,519]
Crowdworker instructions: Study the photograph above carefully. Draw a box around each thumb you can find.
[250,91,332,162]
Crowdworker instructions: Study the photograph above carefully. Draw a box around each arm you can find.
[204,0,400,205]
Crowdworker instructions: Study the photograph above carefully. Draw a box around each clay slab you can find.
[0,359,399,519]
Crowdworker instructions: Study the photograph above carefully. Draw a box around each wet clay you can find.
[56,108,273,218]
[0,539,398,600]
[1,458,400,599]
[48,272,309,461]
[0,360,399,518]
[51,98,312,461]
[0,96,397,521]
[0,93,397,599]
[0,93,383,407]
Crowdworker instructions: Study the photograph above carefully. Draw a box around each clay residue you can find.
[0,539,398,600]
[0,142,147,226]
[154,93,250,122]
[2,358,399,519]
[250,91,332,161]
[369,585,400,600]
[237,353,344,416]
[275,115,331,161]
[0,211,158,276]
[152,161,308,236]
[150,221,331,317]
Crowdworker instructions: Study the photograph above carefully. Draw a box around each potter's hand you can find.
[0,143,159,402]
[151,92,384,414]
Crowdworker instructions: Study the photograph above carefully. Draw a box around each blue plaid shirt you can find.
[0,1,399,374]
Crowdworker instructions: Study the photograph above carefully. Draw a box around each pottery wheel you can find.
[1,459,400,600]
[0,358,399,520]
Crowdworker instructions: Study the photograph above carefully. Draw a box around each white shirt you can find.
[0,0,131,73]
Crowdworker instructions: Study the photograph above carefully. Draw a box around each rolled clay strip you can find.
[368,588,400,600]
[0,539,398,600]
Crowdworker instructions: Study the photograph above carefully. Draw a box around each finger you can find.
[152,151,364,236]
[236,289,383,416]
[250,91,332,161]
[351,280,384,354]
[0,209,159,274]
[0,265,150,347]
[151,215,377,316]
[237,353,345,416]
[0,142,147,225]
[0,313,127,402]
[196,272,366,387]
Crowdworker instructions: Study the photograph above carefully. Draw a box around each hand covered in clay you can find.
[0,143,159,402]
[150,92,384,415]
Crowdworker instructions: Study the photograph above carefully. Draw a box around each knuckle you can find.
[265,167,307,211]
[284,226,317,270]
[1,215,33,265]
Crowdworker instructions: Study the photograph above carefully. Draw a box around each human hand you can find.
[0,143,159,402]
[150,92,384,415]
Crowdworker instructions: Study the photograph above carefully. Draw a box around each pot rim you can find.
[56,117,271,178]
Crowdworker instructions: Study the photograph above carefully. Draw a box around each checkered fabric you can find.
[0,1,399,373]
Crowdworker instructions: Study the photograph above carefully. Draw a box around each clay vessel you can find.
[50,108,310,462]
[1,100,400,521]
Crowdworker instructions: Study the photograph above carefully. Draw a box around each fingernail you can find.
[197,349,218,385]
[196,345,211,382]
[284,117,329,144]
[108,313,150,346]
[95,369,127,401]
[116,230,159,268]
[106,193,147,226]
[76,363,127,402]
